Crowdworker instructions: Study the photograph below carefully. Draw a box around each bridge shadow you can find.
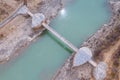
[42,30,73,54]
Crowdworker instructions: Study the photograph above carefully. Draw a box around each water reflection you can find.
[60,8,66,17]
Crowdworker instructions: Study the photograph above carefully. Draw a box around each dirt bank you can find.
[53,0,120,80]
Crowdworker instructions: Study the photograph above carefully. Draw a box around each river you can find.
[0,0,111,80]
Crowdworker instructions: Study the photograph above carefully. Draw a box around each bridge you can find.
[42,23,97,67]
[0,4,97,67]
[42,23,78,52]
[0,2,107,79]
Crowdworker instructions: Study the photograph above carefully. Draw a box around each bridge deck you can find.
[42,23,78,52]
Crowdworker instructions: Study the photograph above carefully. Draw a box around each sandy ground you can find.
[100,37,120,79]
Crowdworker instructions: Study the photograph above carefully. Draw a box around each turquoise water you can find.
[0,0,110,80]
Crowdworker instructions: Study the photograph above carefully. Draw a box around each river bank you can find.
[53,0,120,80]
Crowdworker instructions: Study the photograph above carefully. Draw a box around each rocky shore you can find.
[53,0,120,80]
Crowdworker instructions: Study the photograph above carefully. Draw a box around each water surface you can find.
[0,0,111,80]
